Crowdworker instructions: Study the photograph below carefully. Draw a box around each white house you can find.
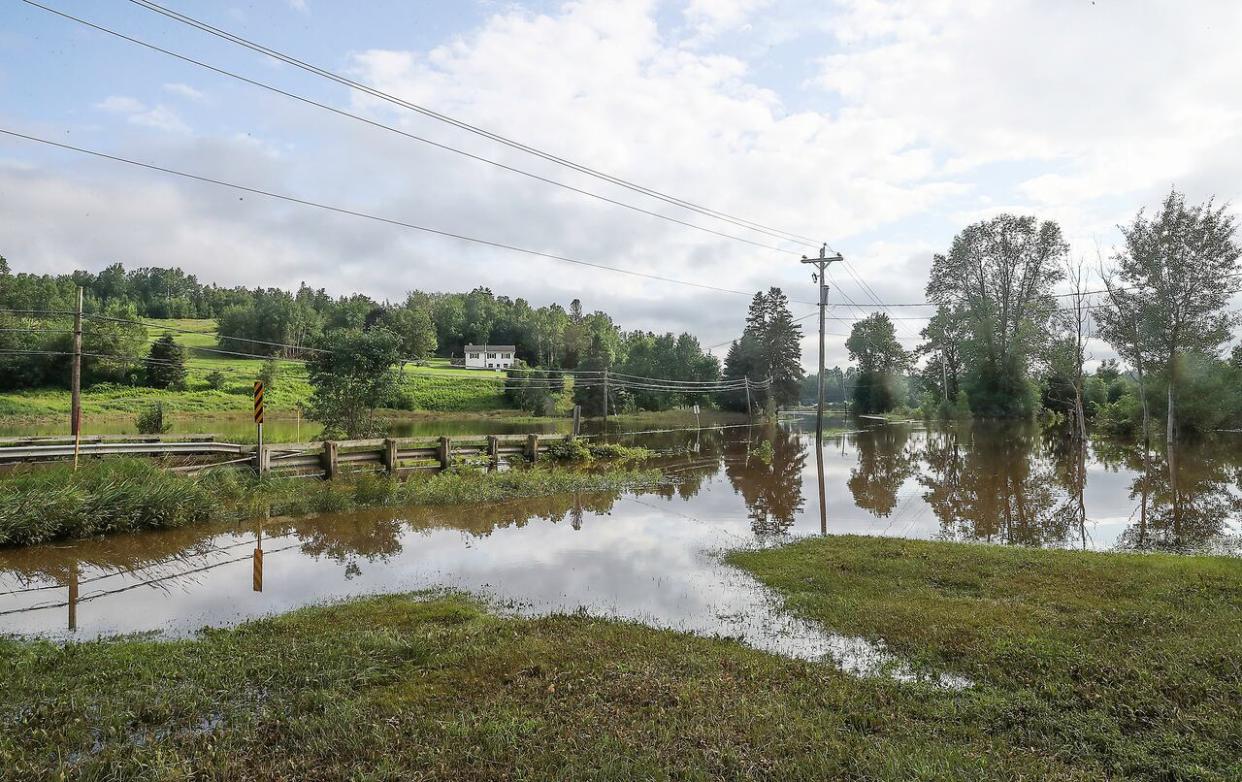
[464,345,516,370]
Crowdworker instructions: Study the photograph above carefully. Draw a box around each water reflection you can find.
[1,421,1238,674]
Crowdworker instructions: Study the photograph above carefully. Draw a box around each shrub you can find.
[204,370,227,391]
[542,439,656,463]
[258,358,280,391]
[135,402,171,434]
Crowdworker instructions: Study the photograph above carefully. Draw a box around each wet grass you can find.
[0,459,661,547]
[730,536,1242,781]
[1,539,1238,779]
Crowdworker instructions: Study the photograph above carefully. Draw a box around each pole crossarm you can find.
[799,244,845,441]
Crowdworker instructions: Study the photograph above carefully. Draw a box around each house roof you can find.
[464,345,516,352]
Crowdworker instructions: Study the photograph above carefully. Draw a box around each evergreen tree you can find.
[719,289,803,411]
[760,288,805,408]
[145,332,186,390]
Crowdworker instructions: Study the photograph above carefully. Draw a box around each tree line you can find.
[822,189,1241,443]
[1,257,816,433]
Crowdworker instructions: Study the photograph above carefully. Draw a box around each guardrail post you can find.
[525,433,540,462]
[487,435,499,467]
[438,436,452,470]
[322,440,339,480]
[383,438,399,474]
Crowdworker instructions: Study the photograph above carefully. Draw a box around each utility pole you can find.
[602,369,609,424]
[71,285,83,471]
[744,376,753,418]
[800,244,844,441]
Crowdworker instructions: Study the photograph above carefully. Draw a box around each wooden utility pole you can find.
[71,286,83,470]
[744,377,752,417]
[602,369,609,423]
[800,245,845,441]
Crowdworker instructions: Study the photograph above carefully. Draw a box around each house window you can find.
[469,352,480,360]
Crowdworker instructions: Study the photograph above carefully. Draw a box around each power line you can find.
[122,0,823,250]
[21,0,802,257]
[0,127,812,304]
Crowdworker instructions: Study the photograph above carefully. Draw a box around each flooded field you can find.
[0,413,574,442]
[2,419,1239,670]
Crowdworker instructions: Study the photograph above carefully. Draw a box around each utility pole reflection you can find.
[253,518,264,593]
[67,560,78,632]
[816,434,828,536]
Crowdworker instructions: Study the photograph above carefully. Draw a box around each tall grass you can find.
[0,459,661,547]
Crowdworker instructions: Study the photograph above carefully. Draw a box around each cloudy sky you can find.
[2,0,1240,369]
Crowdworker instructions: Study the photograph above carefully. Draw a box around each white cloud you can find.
[92,95,190,134]
[287,0,308,12]
[163,82,206,101]
[93,95,144,114]
[683,0,772,41]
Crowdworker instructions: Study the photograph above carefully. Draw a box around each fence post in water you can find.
[322,440,339,480]
[487,435,499,466]
[525,433,540,462]
[383,438,399,474]
[256,443,270,476]
[572,404,581,437]
[438,436,452,470]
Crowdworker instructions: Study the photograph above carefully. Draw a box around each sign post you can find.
[253,381,265,474]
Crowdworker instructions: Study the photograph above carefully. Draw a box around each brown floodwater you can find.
[1,418,1238,679]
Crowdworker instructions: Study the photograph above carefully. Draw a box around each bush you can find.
[258,358,280,391]
[135,402,171,434]
[205,370,227,391]
[1095,394,1141,437]
[542,439,656,463]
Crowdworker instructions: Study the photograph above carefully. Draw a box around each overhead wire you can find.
[0,127,816,305]
[121,0,823,250]
[19,0,803,257]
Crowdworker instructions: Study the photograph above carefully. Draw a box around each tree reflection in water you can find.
[919,423,1081,547]
[1097,439,1242,552]
[847,425,917,517]
[914,422,1240,551]
[723,424,807,536]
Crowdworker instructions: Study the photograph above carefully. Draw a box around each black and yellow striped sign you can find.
[253,381,265,423]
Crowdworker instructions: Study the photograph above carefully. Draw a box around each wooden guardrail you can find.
[251,434,550,479]
[0,433,556,479]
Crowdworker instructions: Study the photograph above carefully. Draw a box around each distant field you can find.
[0,319,514,421]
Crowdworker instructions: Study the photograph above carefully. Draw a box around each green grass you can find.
[2,536,1238,780]
[0,319,513,421]
[0,459,661,547]
[729,536,1242,781]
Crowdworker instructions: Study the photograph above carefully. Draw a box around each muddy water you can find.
[1,420,1239,675]
[0,414,574,442]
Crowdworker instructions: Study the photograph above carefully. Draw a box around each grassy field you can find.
[0,319,514,421]
[1,538,1237,780]
[0,458,660,547]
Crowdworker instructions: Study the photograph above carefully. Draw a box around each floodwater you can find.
[0,413,575,442]
[2,419,1239,679]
